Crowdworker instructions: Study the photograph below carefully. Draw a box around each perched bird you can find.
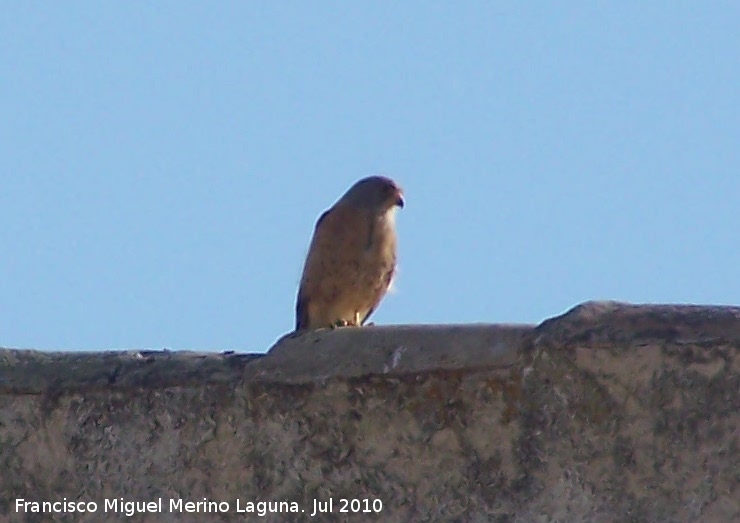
[295,176,404,331]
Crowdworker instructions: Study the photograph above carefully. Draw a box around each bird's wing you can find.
[294,207,344,330]
[295,286,309,331]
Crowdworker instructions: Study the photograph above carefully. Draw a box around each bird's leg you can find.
[353,311,361,326]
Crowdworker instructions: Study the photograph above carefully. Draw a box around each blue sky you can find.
[2,2,738,352]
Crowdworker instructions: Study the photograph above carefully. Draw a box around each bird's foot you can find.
[331,319,350,329]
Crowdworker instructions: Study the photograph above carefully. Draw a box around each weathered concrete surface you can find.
[0,301,738,522]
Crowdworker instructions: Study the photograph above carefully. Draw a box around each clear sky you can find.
[2,2,738,352]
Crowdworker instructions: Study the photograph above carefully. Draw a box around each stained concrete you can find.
[1,301,738,522]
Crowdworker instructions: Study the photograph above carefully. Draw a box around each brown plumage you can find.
[295,176,404,330]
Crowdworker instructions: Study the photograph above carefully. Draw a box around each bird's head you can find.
[342,175,404,213]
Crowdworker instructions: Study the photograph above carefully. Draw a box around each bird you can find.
[295,176,404,331]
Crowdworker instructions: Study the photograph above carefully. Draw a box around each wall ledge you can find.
[1,301,738,522]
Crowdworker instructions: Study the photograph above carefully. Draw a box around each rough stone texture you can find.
[0,301,738,522]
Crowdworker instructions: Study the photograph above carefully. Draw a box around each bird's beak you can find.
[395,193,405,208]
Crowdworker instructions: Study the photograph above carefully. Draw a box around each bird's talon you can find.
[331,319,349,329]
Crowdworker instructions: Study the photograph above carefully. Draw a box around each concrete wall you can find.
[1,301,738,522]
